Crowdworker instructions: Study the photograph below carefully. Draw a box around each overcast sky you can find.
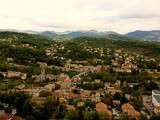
[0,0,160,33]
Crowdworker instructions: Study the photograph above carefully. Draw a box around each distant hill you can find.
[0,31,159,57]
[126,30,160,41]
[0,29,39,34]
[72,35,160,57]
[0,29,57,38]
[39,31,57,38]
[1,29,160,42]
[67,30,118,37]
[0,31,51,48]
[0,29,118,38]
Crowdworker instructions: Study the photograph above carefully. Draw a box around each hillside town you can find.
[0,33,160,120]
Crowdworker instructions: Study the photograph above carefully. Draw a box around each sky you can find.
[0,0,160,33]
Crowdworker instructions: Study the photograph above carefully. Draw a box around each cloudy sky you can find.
[0,0,160,33]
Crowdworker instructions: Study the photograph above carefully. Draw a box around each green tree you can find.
[119,113,128,120]
[83,110,97,120]
[21,101,33,117]
[43,96,59,117]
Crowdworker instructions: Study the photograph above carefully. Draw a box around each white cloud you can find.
[0,0,160,33]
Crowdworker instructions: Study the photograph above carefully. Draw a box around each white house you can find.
[152,90,160,107]
[152,90,160,114]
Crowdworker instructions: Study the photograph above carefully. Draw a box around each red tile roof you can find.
[122,103,141,119]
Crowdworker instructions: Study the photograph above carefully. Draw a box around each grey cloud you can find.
[0,0,160,33]
[119,14,160,19]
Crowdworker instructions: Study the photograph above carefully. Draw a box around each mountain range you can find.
[0,29,160,41]
[126,30,160,41]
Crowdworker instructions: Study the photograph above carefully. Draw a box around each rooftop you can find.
[153,95,160,103]
[153,90,160,95]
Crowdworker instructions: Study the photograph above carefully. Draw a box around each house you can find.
[66,105,75,112]
[32,74,57,82]
[112,100,121,105]
[53,90,63,98]
[20,88,40,97]
[0,71,27,80]
[95,65,103,73]
[106,86,121,95]
[121,103,141,120]
[152,90,160,114]
[80,90,91,99]
[114,80,121,87]
[45,74,58,81]
[95,79,101,83]
[7,58,13,62]
[152,90,160,107]
[91,92,101,102]
[128,83,139,88]
[72,76,81,82]
[115,49,122,53]
[154,106,160,115]
[112,60,120,67]
[7,71,27,80]
[64,93,79,99]
[58,73,70,81]
[32,75,44,82]
[59,97,67,103]
[96,102,112,120]
[44,84,55,92]
[57,78,72,89]
[125,94,131,101]
[15,84,25,90]
[77,101,84,108]
[45,48,52,56]
[31,97,46,106]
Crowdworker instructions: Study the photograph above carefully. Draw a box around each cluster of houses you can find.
[63,63,105,73]
[44,40,160,75]
[0,71,27,80]
[5,71,143,120]
[1,61,160,119]
[0,40,160,120]
[141,89,160,118]
[31,74,58,83]
[112,55,138,73]
[45,41,140,73]
[0,57,160,119]
[45,41,65,56]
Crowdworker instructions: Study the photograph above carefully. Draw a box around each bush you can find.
[39,90,52,97]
